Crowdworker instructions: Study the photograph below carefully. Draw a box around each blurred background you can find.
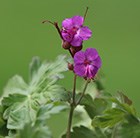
[0,0,140,137]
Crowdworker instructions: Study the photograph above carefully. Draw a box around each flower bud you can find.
[68,63,74,71]
[62,41,71,49]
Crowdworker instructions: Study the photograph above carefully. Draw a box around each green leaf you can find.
[2,93,36,130]
[0,75,28,102]
[80,94,108,119]
[94,127,108,138]
[35,102,67,121]
[0,124,8,137]
[92,108,125,128]
[1,55,68,131]
[28,55,69,101]
[43,84,69,101]
[16,102,66,138]
[120,124,140,138]
[110,92,136,116]
[110,97,138,121]
[29,55,68,90]
[17,122,52,138]
[91,92,139,129]
[62,126,96,138]
[2,94,27,107]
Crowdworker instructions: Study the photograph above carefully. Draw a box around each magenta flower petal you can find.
[74,51,85,64]
[72,16,84,27]
[85,48,99,61]
[74,48,101,79]
[61,30,73,42]
[62,18,73,29]
[77,26,92,40]
[71,34,83,46]
[88,66,98,78]
[93,56,102,68]
[74,64,86,77]
[85,65,98,79]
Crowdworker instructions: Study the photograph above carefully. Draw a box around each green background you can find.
[0,0,140,136]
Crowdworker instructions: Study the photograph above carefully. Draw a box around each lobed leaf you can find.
[0,55,69,136]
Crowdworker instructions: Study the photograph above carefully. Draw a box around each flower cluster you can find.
[61,16,92,47]
[61,15,101,79]
[43,11,102,79]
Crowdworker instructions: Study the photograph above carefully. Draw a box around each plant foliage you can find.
[0,55,69,138]
[0,55,139,138]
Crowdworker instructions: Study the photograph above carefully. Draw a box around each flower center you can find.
[84,59,91,65]
[71,26,78,35]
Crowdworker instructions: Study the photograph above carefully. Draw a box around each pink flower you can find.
[61,16,92,47]
[74,48,101,79]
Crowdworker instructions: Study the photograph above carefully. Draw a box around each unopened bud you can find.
[62,41,71,49]
[68,63,74,71]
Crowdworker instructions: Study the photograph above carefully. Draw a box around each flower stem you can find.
[66,75,77,138]
[66,105,75,138]
[76,80,90,105]
[72,75,77,104]
[83,7,89,23]
[66,77,90,138]
[68,49,74,57]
